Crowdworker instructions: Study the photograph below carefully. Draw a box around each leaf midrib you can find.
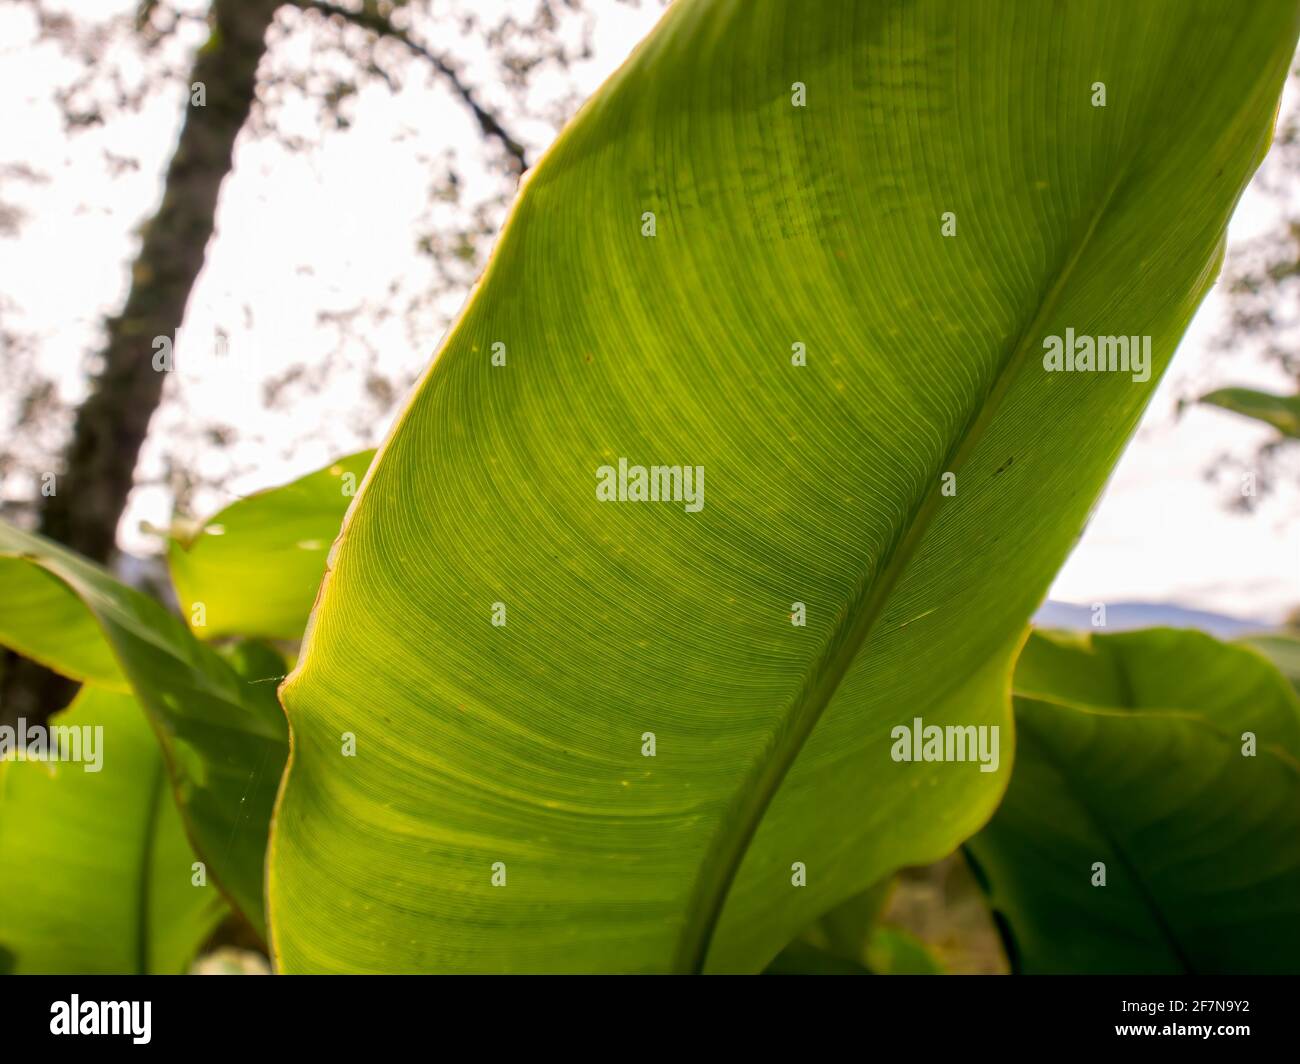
[674,168,1132,973]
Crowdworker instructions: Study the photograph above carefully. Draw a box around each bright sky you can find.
[1,1,1297,623]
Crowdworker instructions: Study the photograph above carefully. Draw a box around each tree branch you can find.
[294,0,529,174]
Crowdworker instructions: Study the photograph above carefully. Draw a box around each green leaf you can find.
[766,878,945,973]
[1200,386,1300,437]
[1240,632,1300,695]
[1015,626,1300,753]
[269,0,1300,973]
[763,940,871,975]
[168,451,374,641]
[865,926,945,975]
[766,879,891,973]
[797,879,894,963]
[0,558,126,688]
[0,521,288,937]
[967,628,1300,974]
[0,687,226,973]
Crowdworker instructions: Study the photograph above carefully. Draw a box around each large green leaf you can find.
[0,521,288,937]
[967,628,1300,974]
[0,687,226,972]
[1200,386,1300,437]
[269,0,1300,973]
[168,451,374,641]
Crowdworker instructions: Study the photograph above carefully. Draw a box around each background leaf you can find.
[1015,626,1300,752]
[765,878,945,973]
[1199,386,1300,437]
[1240,632,1300,695]
[766,879,891,973]
[0,558,125,687]
[966,628,1300,974]
[269,0,1300,973]
[0,687,226,973]
[0,521,288,937]
[763,940,871,975]
[168,451,374,641]
[865,926,945,975]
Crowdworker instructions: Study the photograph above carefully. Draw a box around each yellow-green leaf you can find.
[168,451,374,641]
[269,0,1300,973]
[0,687,226,973]
[1200,386,1300,437]
[0,521,288,937]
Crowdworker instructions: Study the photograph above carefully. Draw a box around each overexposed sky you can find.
[0,0,1296,622]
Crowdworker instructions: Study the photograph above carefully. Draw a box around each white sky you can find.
[0,1,1296,622]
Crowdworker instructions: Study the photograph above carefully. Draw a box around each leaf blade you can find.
[0,687,226,973]
[0,521,288,936]
[968,628,1300,974]
[168,450,374,641]
[1200,386,1300,437]
[270,0,1300,973]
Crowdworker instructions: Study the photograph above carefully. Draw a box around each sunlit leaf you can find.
[268,0,1300,972]
[168,451,374,641]
[0,687,226,973]
[0,521,288,937]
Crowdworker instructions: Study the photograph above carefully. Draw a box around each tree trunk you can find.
[2,0,281,727]
[41,0,281,561]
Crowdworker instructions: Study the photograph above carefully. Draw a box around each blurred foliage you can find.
[0,520,289,937]
[969,628,1300,974]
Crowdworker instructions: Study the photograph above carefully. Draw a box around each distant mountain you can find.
[1033,600,1272,639]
